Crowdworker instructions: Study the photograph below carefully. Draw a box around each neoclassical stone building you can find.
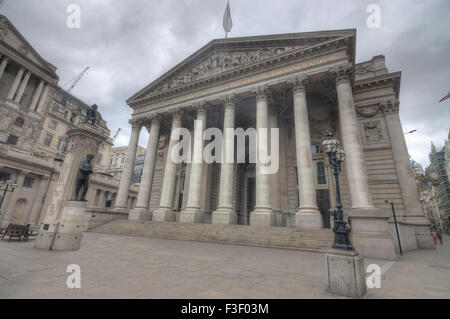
[0,15,137,227]
[114,30,432,259]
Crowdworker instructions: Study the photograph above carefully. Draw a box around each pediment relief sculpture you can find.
[153,46,305,93]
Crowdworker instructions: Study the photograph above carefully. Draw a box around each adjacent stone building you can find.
[105,145,146,180]
[0,15,137,227]
[113,30,432,259]
[429,142,450,218]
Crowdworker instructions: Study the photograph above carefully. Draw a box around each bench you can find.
[1,224,39,242]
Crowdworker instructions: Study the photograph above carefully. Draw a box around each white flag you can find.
[223,1,232,35]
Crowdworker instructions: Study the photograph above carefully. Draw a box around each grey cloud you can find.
[2,0,449,166]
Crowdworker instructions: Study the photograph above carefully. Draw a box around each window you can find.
[14,118,24,127]
[57,137,68,152]
[43,133,53,147]
[7,135,18,145]
[70,113,77,124]
[0,172,11,182]
[49,120,57,130]
[311,144,322,155]
[316,162,328,185]
[96,154,102,164]
[23,177,34,188]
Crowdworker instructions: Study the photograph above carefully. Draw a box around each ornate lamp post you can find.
[321,131,353,251]
[0,179,17,217]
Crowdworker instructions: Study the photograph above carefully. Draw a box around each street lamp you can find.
[0,179,17,216]
[321,131,353,251]
[404,129,417,135]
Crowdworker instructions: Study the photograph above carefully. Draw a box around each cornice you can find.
[352,72,401,99]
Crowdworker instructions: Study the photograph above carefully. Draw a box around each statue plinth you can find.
[35,122,106,251]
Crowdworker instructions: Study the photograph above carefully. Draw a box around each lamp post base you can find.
[326,249,367,299]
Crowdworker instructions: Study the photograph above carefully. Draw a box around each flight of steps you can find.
[90,219,334,253]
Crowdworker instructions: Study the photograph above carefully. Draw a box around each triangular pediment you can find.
[0,15,57,77]
[128,29,355,105]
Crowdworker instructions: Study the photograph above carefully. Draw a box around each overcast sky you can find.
[1,0,449,167]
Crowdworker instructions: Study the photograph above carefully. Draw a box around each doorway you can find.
[316,189,331,229]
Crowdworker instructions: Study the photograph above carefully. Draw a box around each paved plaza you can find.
[0,232,449,299]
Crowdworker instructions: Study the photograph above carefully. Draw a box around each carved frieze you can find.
[153,46,305,93]
[362,120,385,143]
[355,104,383,119]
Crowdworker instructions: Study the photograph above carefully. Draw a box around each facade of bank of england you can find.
[113,30,432,260]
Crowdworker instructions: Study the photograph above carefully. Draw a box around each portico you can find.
[112,30,431,260]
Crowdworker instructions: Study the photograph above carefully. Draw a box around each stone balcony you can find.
[0,143,56,170]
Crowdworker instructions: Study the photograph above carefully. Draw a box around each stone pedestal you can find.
[250,209,274,227]
[153,209,176,222]
[179,209,204,223]
[348,209,397,260]
[212,209,237,225]
[326,249,367,299]
[295,210,323,229]
[34,123,106,252]
[35,201,87,251]
[128,209,153,221]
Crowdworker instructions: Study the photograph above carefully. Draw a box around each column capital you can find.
[192,101,209,114]
[287,75,308,94]
[169,108,184,120]
[143,114,162,131]
[220,93,237,110]
[330,63,353,85]
[150,113,162,125]
[252,85,272,103]
[129,118,143,130]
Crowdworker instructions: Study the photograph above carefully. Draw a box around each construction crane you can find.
[66,66,90,92]
[112,128,121,145]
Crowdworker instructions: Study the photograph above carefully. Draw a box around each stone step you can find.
[90,220,334,253]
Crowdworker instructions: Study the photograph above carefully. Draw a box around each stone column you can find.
[29,80,45,112]
[36,84,50,114]
[0,56,9,80]
[1,171,26,227]
[153,110,183,222]
[331,65,372,209]
[180,104,208,223]
[7,66,25,100]
[250,86,273,226]
[14,71,31,103]
[288,76,322,229]
[383,99,434,249]
[114,120,142,212]
[28,176,50,225]
[212,95,237,224]
[269,104,282,226]
[330,63,397,260]
[129,115,161,221]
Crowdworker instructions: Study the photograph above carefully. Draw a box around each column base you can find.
[129,209,153,221]
[212,209,237,225]
[179,209,204,224]
[250,208,274,227]
[295,208,323,229]
[35,200,86,251]
[153,208,176,222]
[326,249,367,299]
[348,208,397,260]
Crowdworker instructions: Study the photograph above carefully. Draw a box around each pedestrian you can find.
[432,230,437,245]
[436,230,443,245]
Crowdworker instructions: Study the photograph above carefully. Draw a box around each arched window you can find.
[14,117,24,128]
[316,162,327,185]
